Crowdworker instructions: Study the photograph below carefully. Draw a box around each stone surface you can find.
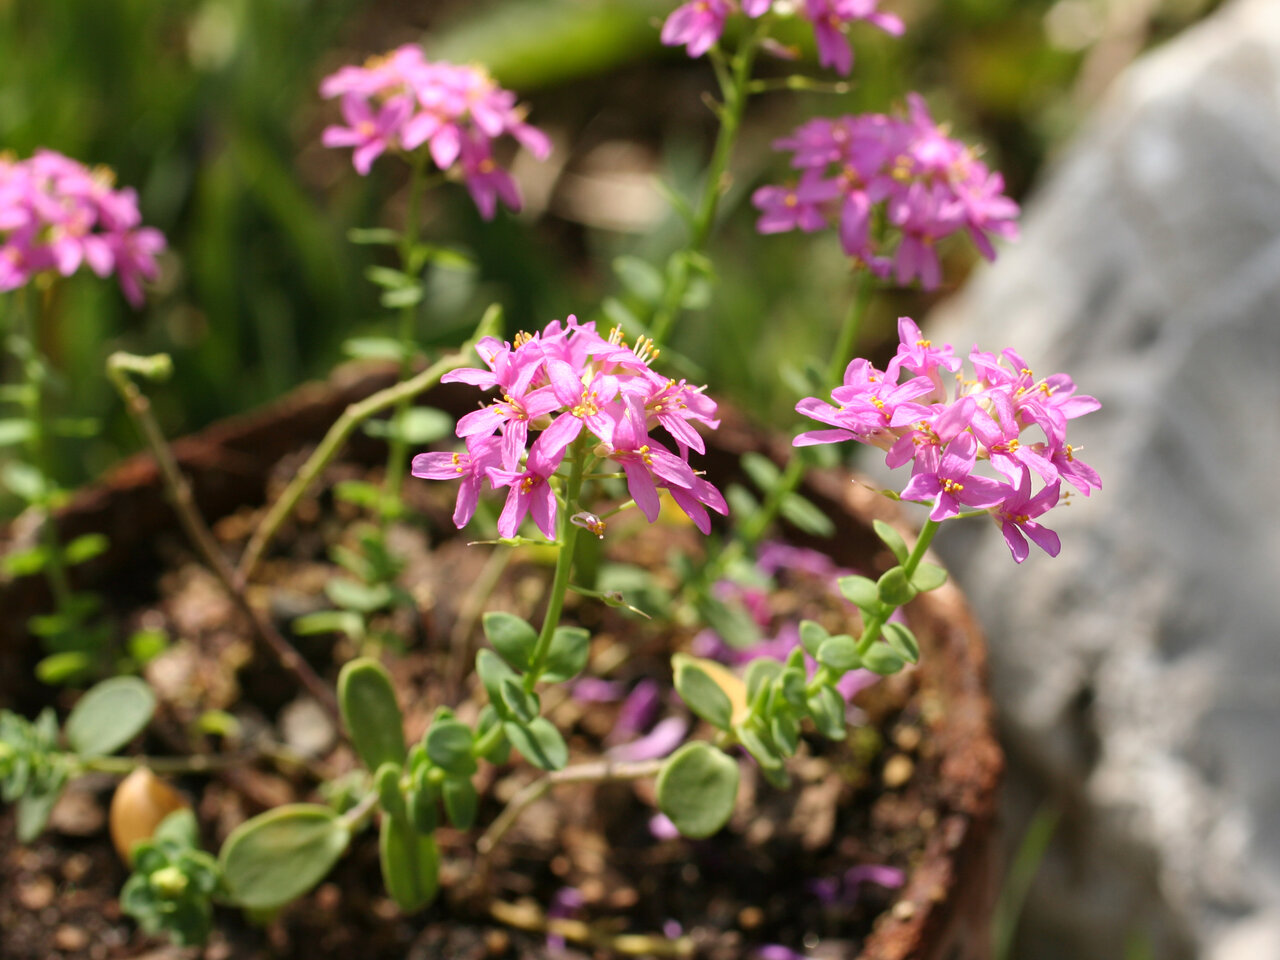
[920,1,1280,957]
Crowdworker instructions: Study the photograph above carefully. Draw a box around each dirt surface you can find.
[1,448,943,960]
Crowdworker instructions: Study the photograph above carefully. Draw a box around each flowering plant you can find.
[0,3,1099,956]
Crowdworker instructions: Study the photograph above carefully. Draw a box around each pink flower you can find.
[319,47,549,219]
[661,0,734,58]
[488,442,561,539]
[411,435,504,528]
[758,97,1020,288]
[0,150,164,304]
[993,475,1062,563]
[900,432,1010,521]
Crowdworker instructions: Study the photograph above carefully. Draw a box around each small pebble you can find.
[54,925,90,952]
[893,726,922,752]
[892,900,917,921]
[484,929,510,955]
[17,876,55,911]
[61,853,93,884]
[737,906,764,929]
[883,754,914,789]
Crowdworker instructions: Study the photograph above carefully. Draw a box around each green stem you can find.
[527,439,586,683]
[649,26,765,347]
[383,155,428,517]
[854,518,941,656]
[16,288,72,611]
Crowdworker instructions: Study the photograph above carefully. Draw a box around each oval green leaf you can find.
[424,719,476,776]
[672,654,733,730]
[482,612,537,672]
[911,562,948,593]
[873,520,909,563]
[882,621,921,664]
[502,717,567,772]
[877,566,918,607]
[65,676,156,757]
[656,743,740,839]
[541,626,590,683]
[817,635,860,673]
[379,815,439,913]
[219,805,350,910]
[338,659,406,771]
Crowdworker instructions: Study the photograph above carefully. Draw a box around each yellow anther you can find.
[940,478,965,494]
[784,193,798,208]
[513,330,534,348]
[520,476,536,493]
[915,338,932,348]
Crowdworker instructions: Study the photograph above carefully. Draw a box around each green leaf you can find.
[483,612,537,672]
[672,654,733,730]
[780,493,836,537]
[342,336,407,361]
[362,407,452,445]
[696,595,760,650]
[777,667,808,710]
[415,243,476,272]
[292,610,364,638]
[744,658,784,703]
[499,677,540,724]
[153,808,201,848]
[541,626,590,683]
[424,719,476,776]
[771,712,800,756]
[882,622,921,664]
[375,763,406,822]
[51,417,100,438]
[799,620,829,658]
[2,546,48,577]
[725,483,760,520]
[837,575,881,611]
[877,567,918,607]
[379,815,439,912]
[381,285,424,309]
[656,743,739,839]
[326,578,394,614]
[441,777,478,830]
[806,685,846,741]
[600,297,642,335]
[337,659,406,771]
[65,677,156,757]
[2,461,45,502]
[740,452,781,492]
[476,649,520,719]
[35,652,94,686]
[219,805,350,910]
[817,636,860,673]
[862,644,907,676]
[347,227,401,246]
[365,265,416,289]
[568,583,652,620]
[63,533,109,566]
[127,629,169,667]
[332,480,386,512]
[738,726,790,788]
[0,419,34,446]
[16,769,67,843]
[407,779,439,835]
[502,718,567,771]
[873,520,909,563]
[912,562,948,593]
[613,255,664,305]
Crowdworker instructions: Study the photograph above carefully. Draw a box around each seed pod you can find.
[109,768,188,865]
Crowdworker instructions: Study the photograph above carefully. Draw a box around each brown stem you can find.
[475,757,663,858]
[106,353,341,724]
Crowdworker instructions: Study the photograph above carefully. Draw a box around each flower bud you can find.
[151,865,189,899]
[109,768,189,865]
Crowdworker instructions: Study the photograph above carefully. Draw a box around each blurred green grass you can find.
[0,0,1219,512]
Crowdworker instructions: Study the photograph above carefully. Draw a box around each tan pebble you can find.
[892,900,916,921]
[109,769,190,865]
[90,944,107,960]
[918,809,937,831]
[737,906,764,929]
[17,876,55,910]
[893,726,922,752]
[883,754,914,789]
[484,929,510,955]
[550,854,571,876]
[609,887,639,910]
[579,877,605,904]
[54,925,90,952]
[206,940,233,960]
[62,853,93,884]
[315,883,340,911]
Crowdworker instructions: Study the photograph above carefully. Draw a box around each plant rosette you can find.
[0,370,1001,960]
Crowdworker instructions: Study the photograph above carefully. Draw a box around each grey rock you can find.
[920,1,1280,956]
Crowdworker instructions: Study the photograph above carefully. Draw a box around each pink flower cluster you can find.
[794,318,1101,562]
[661,0,903,75]
[413,317,727,539]
[754,95,1019,289]
[320,45,551,219]
[0,150,165,306]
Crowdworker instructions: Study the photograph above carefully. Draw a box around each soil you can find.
[0,381,998,960]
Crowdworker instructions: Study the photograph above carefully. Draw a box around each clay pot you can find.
[0,367,1002,960]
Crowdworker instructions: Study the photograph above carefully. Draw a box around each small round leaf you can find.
[502,718,567,771]
[483,613,537,672]
[877,566,918,607]
[657,743,740,839]
[541,626,590,683]
[65,677,156,758]
[219,805,350,910]
[338,659,406,771]
[817,636,860,673]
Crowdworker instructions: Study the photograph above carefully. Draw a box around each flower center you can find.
[940,478,965,494]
